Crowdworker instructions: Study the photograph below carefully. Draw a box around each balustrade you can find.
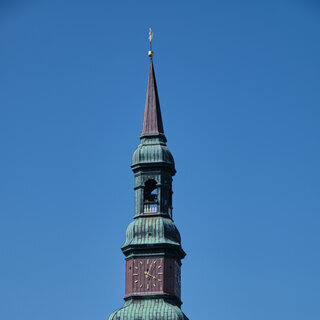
[144,203,158,213]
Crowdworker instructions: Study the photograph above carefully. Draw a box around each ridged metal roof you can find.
[122,216,181,248]
[132,140,175,169]
[108,298,188,320]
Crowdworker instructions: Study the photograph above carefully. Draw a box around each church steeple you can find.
[108,31,188,320]
[141,60,165,137]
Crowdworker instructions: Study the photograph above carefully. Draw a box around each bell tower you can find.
[108,33,188,320]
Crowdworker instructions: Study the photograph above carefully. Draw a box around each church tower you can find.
[108,35,188,320]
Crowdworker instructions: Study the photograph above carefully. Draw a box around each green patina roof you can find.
[122,216,181,248]
[132,136,175,173]
[108,298,188,320]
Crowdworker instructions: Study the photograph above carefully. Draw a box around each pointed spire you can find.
[141,59,165,137]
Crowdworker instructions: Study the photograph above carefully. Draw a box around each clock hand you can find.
[144,271,150,278]
[144,271,156,279]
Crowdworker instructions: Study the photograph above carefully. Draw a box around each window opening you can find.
[144,179,158,213]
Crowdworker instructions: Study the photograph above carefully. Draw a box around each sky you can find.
[0,0,320,319]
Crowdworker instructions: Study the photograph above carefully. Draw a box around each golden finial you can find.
[148,28,154,58]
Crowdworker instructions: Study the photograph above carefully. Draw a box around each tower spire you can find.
[108,32,188,320]
[141,30,164,137]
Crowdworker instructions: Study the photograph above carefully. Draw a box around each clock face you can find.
[125,257,180,298]
[125,258,164,295]
[132,258,163,292]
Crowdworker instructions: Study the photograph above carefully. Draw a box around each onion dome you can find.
[122,216,185,259]
[132,137,175,174]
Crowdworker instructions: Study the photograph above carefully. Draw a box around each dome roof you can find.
[131,137,175,172]
[122,216,181,249]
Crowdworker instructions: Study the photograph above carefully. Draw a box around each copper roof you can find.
[141,59,164,136]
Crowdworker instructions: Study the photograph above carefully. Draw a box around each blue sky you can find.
[1,1,319,319]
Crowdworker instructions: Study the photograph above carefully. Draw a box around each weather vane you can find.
[148,28,154,58]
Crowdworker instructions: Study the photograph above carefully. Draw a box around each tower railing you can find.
[144,202,158,213]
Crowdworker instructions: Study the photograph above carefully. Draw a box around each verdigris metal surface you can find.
[122,216,181,247]
[132,137,175,169]
[109,298,188,320]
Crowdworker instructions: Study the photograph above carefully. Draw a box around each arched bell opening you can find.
[143,179,158,213]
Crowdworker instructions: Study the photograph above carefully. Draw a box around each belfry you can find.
[108,32,188,320]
